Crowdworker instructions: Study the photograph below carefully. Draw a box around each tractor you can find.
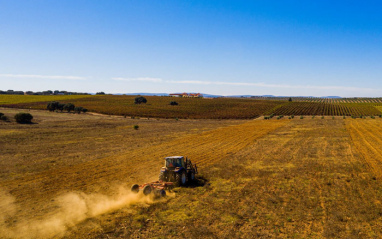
[159,156,198,186]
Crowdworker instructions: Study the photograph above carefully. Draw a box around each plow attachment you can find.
[131,181,174,197]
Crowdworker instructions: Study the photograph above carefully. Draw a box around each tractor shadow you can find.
[186,175,208,188]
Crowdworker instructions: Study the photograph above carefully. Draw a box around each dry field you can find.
[1,108,382,238]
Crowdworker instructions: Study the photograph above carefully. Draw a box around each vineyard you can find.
[1,95,382,118]
[271,102,381,116]
[0,94,92,105]
[0,95,284,119]
[252,96,382,103]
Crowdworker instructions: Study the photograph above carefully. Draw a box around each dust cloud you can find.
[0,187,172,238]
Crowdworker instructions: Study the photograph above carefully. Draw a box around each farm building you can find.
[169,93,203,98]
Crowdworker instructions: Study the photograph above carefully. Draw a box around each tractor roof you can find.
[165,156,184,159]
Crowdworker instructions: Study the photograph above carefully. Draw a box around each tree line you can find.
[0,89,90,95]
[47,102,88,113]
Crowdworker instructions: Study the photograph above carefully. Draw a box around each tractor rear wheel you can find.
[143,185,152,195]
[176,171,187,186]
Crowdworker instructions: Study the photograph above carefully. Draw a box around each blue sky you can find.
[1,0,382,97]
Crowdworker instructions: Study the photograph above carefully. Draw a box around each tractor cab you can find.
[160,156,197,186]
[165,156,184,168]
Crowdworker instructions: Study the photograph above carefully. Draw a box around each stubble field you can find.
[1,108,382,238]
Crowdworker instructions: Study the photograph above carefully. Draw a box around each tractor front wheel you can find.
[159,171,166,181]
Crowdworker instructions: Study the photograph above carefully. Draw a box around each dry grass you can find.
[91,118,382,239]
[1,109,382,238]
[346,119,382,178]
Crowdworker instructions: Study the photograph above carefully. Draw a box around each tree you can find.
[63,103,75,112]
[135,96,147,104]
[170,101,179,105]
[15,113,33,124]
[47,101,59,111]
[96,92,105,95]
[288,97,292,102]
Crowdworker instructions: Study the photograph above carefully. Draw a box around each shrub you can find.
[0,112,3,117]
[170,101,179,106]
[291,115,294,119]
[0,115,8,121]
[74,107,83,114]
[14,113,33,124]
[300,116,304,119]
[56,103,64,112]
[82,108,88,113]
[135,96,147,104]
[133,125,139,130]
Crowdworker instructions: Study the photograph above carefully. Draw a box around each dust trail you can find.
[0,187,173,238]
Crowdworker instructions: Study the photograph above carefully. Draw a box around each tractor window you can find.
[176,158,183,167]
[166,158,183,167]
[166,158,175,167]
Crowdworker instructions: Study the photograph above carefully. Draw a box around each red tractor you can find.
[159,156,198,186]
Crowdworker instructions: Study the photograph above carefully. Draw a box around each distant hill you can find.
[323,96,342,99]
